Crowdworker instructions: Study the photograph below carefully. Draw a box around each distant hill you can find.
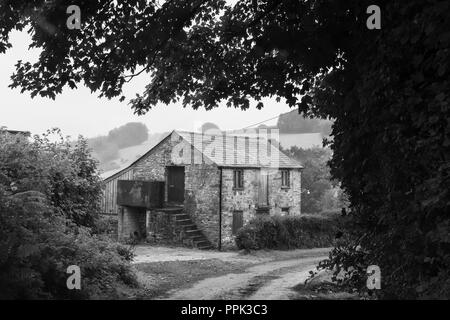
[87,122,165,173]
[99,132,167,178]
[278,133,323,149]
[226,111,332,150]
[277,109,332,136]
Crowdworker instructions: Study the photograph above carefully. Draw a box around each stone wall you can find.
[146,210,186,245]
[129,133,221,247]
[118,206,147,242]
[221,168,259,247]
[132,135,172,194]
[185,164,221,248]
[268,168,302,216]
[220,168,301,247]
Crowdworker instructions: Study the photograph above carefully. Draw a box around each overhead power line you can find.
[241,115,280,130]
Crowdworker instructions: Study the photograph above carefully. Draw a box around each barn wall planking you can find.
[102,169,134,214]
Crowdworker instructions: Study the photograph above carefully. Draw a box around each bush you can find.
[0,129,103,228]
[0,187,137,299]
[94,214,118,239]
[0,130,137,299]
[235,214,340,251]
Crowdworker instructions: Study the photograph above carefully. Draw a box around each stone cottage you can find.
[101,130,303,249]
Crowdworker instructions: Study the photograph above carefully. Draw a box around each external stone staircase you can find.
[171,209,213,250]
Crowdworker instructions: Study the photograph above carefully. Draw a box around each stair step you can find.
[174,215,190,221]
[171,211,213,250]
[185,229,202,235]
[177,221,193,227]
[194,240,211,247]
[174,213,189,217]
[182,224,197,231]
[176,219,191,224]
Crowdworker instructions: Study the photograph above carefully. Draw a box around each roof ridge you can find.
[174,130,276,140]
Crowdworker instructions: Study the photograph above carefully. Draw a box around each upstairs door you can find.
[258,169,269,206]
[167,166,185,204]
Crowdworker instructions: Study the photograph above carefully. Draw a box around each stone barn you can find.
[101,130,303,249]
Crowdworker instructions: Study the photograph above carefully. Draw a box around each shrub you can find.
[94,214,118,239]
[235,214,340,251]
[0,129,103,228]
[0,187,137,299]
[0,130,137,299]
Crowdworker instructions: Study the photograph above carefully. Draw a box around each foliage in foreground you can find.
[235,214,340,251]
[0,131,136,299]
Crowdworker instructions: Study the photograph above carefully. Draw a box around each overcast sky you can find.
[0,31,292,138]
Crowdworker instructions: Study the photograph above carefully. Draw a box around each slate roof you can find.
[175,131,302,169]
[101,130,302,181]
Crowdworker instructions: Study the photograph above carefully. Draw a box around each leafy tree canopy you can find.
[1,0,374,113]
[277,110,332,135]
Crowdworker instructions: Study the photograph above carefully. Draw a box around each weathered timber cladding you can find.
[102,169,134,214]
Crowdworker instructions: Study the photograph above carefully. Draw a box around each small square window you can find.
[233,169,244,189]
[281,207,290,215]
[281,170,290,188]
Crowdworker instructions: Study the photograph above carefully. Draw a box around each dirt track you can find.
[132,246,330,300]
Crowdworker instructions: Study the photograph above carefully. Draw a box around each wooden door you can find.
[258,170,269,206]
[167,166,185,204]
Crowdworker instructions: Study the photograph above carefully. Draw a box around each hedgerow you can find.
[235,214,340,251]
